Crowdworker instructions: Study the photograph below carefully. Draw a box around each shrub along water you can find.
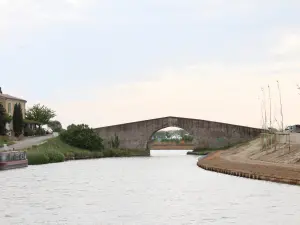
[26,123,149,165]
[27,150,65,165]
[27,152,50,165]
[60,124,104,151]
[26,137,148,165]
[45,150,65,163]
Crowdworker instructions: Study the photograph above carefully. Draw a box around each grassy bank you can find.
[188,141,252,156]
[0,136,15,148]
[26,137,149,165]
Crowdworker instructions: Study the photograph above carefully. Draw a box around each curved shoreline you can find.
[197,151,300,186]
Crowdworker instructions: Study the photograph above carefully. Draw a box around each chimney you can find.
[0,87,2,94]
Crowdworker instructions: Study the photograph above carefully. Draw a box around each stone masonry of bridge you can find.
[94,116,262,151]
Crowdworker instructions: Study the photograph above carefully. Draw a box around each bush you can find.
[44,150,65,163]
[103,149,114,157]
[92,151,104,158]
[60,124,104,151]
[103,149,134,157]
[27,150,64,165]
[27,152,50,165]
[74,151,93,159]
[64,152,75,160]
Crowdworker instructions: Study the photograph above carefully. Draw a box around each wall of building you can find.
[5,99,26,118]
[3,99,26,132]
[94,117,262,150]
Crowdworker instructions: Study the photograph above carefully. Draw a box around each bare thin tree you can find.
[277,81,284,131]
[261,87,268,150]
[261,88,267,131]
[268,85,272,149]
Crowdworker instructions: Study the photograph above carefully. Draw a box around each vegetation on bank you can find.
[60,124,104,151]
[26,138,148,165]
[152,129,193,143]
[187,149,218,156]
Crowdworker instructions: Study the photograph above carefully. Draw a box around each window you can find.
[8,103,11,114]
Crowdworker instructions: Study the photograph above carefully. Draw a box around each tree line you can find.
[152,129,193,142]
[0,103,62,137]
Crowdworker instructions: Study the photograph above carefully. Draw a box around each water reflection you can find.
[0,150,300,225]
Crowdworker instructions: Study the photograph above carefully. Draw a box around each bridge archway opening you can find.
[149,126,194,154]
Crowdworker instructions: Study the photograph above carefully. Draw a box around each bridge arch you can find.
[94,116,261,152]
[148,126,194,150]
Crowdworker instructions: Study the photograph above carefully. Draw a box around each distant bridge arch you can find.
[94,116,262,152]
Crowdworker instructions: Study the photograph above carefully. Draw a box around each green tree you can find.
[48,120,62,132]
[26,104,56,125]
[165,131,171,139]
[183,134,193,142]
[0,104,6,135]
[13,103,24,137]
[60,124,104,151]
[4,114,12,124]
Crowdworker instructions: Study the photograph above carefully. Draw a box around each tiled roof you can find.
[0,93,27,102]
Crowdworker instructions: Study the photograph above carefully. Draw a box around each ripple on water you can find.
[0,150,300,225]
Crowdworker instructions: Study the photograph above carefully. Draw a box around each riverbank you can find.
[26,137,149,165]
[0,136,15,148]
[187,143,245,156]
[151,144,194,150]
[187,149,217,156]
[197,136,300,185]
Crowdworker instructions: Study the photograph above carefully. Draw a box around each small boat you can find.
[0,150,28,170]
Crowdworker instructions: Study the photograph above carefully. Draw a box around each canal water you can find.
[1,150,300,225]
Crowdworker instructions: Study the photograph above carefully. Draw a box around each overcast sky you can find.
[1,0,300,129]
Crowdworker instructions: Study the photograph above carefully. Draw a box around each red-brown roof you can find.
[0,93,27,102]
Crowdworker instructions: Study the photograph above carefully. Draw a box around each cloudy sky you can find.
[1,0,300,129]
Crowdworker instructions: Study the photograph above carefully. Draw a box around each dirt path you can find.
[0,135,54,151]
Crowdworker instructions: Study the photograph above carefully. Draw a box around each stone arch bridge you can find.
[94,116,262,151]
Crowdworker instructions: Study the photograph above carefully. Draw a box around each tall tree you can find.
[13,103,24,137]
[48,120,62,132]
[26,103,56,125]
[0,104,6,135]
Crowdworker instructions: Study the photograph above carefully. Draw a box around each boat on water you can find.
[0,150,28,170]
